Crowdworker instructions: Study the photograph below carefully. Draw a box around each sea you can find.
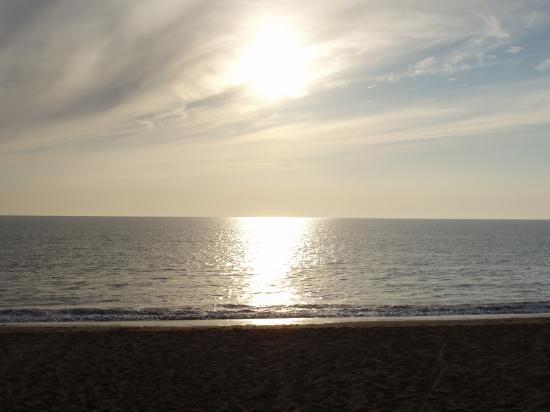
[0,216,549,323]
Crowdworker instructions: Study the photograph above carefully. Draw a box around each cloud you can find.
[536,59,550,71]
[506,46,523,53]
[408,53,497,77]
[375,73,400,83]
[405,11,512,78]
[0,0,247,144]
[409,56,442,76]
[209,77,550,165]
[1,0,549,154]
[372,4,545,83]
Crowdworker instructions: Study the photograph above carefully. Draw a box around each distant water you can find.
[1,216,549,323]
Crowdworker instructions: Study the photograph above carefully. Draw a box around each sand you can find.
[1,318,549,411]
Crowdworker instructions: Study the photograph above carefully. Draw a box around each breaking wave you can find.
[1,301,550,323]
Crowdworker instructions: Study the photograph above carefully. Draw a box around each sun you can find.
[233,19,312,100]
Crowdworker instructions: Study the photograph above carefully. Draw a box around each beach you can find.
[1,317,549,411]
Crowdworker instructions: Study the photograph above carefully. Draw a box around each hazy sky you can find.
[1,0,550,218]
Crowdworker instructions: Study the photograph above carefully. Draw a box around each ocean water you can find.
[0,216,549,322]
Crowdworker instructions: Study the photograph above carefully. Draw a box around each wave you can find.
[1,301,550,323]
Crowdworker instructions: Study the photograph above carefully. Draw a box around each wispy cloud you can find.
[398,16,512,79]
[0,1,246,145]
[0,0,549,153]
[506,46,523,53]
[536,58,550,71]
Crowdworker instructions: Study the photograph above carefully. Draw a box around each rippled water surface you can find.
[0,217,549,321]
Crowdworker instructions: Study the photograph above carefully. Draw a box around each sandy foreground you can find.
[1,318,550,411]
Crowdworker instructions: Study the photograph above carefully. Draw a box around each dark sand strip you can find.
[1,317,550,411]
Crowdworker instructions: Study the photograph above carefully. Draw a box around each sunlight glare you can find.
[238,217,309,306]
[233,19,312,100]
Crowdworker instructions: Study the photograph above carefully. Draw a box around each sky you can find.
[1,0,550,218]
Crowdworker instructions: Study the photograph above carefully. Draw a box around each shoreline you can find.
[2,312,550,331]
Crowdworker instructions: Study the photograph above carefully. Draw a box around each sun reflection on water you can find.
[237,217,309,306]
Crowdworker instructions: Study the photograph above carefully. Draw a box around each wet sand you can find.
[1,318,550,411]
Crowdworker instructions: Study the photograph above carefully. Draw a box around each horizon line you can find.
[1,214,549,221]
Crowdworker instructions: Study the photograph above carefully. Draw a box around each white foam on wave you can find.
[1,301,549,323]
